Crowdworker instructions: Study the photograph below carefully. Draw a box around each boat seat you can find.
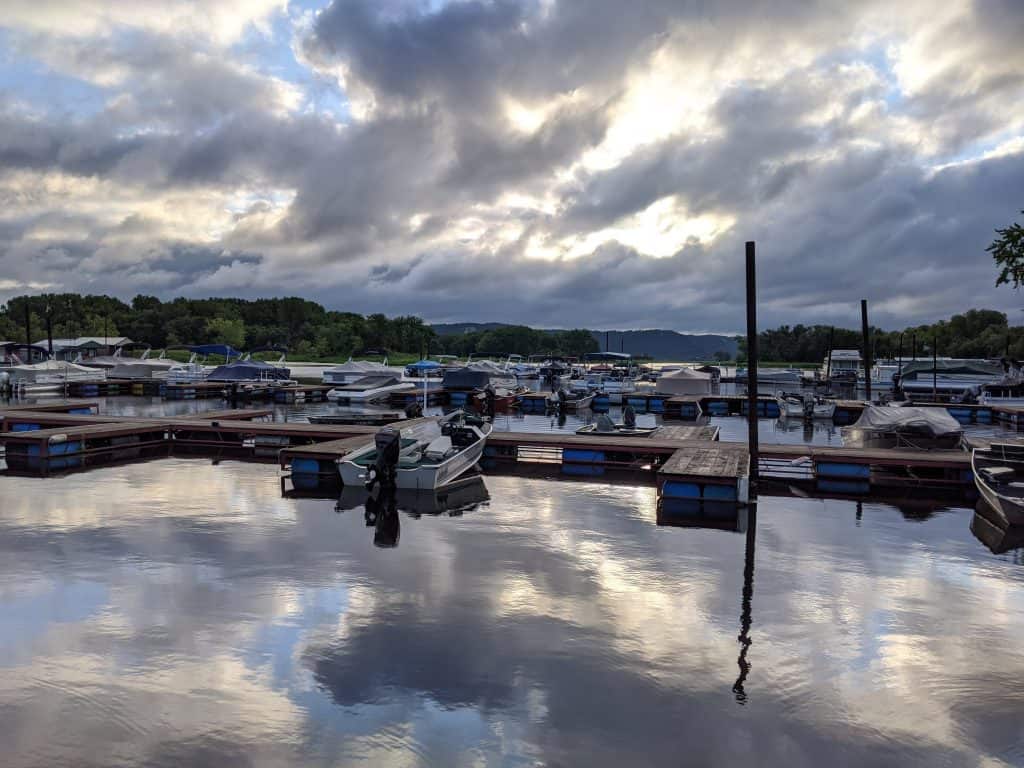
[982,466,1016,482]
[424,435,453,461]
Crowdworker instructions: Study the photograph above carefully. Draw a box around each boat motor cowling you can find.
[366,427,402,490]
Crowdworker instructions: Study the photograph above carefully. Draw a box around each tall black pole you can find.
[45,304,53,357]
[896,332,904,395]
[911,333,917,361]
[620,335,624,354]
[605,330,609,352]
[23,301,31,354]
[826,326,835,381]
[745,242,759,492]
[933,333,938,400]
[861,299,872,402]
[104,315,109,348]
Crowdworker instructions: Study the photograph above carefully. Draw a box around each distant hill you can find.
[431,323,737,361]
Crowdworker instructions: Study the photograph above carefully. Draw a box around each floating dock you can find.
[0,401,990,502]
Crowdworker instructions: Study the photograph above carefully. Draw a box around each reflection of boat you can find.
[576,413,657,437]
[337,411,492,490]
[972,443,1024,526]
[842,406,963,450]
[326,375,415,402]
[970,502,1024,554]
[336,475,490,516]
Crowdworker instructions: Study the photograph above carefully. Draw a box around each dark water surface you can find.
[2,458,1023,767]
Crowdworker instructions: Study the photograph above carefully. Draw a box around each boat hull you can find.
[337,421,491,490]
[972,449,1024,526]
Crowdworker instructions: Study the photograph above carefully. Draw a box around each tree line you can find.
[0,294,598,360]
[738,308,1022,363]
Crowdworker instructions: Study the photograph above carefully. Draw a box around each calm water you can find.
[1,458,1023,766]
[40,394,1021,446]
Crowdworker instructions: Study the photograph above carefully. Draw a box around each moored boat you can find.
[326,374,415,402]
[842,405,963,450]
[575,413,658,437]
[548,389,595,411]
[972,443,1024,526]
[337,411,492,490]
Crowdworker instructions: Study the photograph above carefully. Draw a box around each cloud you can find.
[0,0,1022,330]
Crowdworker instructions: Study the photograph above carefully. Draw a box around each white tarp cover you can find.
[850,406,962,437]
[655,368,713,396]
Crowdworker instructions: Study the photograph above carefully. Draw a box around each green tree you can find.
[206,317,246,349]
[989,210,1024,288]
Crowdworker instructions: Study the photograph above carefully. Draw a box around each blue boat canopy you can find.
[406,359,442,370]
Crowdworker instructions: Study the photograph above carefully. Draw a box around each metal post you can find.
[933,334,938,400]
[861,299,872,402]
[745,242,759,491]
[911,333,917,362]
[826,326,834,381]
[45,303,53,357]
[896,332,903,396]
[24,301,31,355]
[605,331,609,352]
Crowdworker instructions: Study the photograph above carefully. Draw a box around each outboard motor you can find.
[404,401,423,418]
[365,427,401,491]
[623,403,636,429]
[556,388,567,410]
[484,384,497,418]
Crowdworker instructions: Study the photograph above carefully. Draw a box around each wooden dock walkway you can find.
[0,401,986,501]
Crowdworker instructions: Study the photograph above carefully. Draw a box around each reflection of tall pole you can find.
[733,504,757,704]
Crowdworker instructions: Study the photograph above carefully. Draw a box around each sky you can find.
[0,0,1022,333]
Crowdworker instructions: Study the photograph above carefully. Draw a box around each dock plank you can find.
[655,425,719,442]
[660,444,749,479]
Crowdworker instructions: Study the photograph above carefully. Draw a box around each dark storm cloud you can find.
[1,0,1023,328]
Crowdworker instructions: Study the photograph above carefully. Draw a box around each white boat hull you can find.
[338,423,490,490]
[328,383,415,402]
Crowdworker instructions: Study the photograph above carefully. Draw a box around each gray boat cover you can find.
[850,406,962,437]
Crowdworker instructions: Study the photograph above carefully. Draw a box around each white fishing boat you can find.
[327,374,415,402]
[972,443,1024,526]
[337,411,492,490]
[811,397,836,420]
[547,389,595,411]
[776,392,805,418]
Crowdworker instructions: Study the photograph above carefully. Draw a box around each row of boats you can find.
[321,356,720,404]
[0,345,297,394]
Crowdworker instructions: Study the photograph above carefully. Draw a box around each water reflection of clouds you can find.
[0,461,1023,765]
